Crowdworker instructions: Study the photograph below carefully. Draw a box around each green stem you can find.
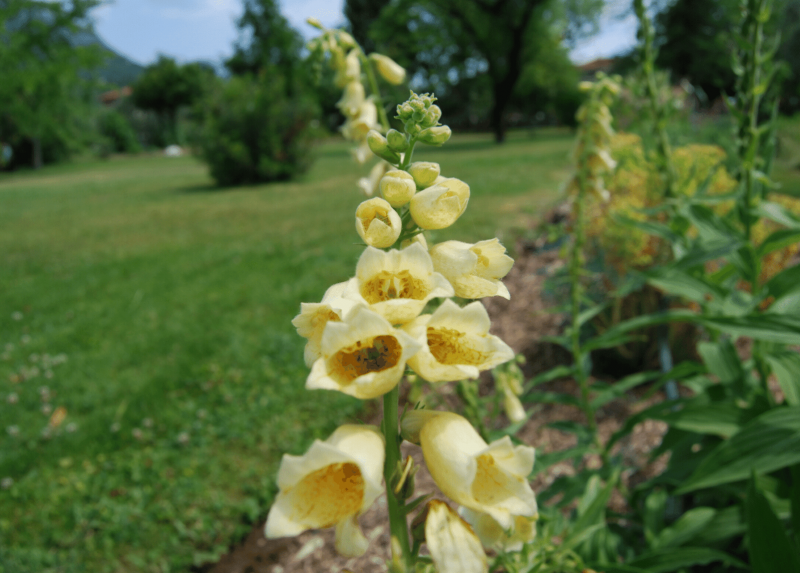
[572,122,606,464]
[360,50,391,132]
[382,385,412,569]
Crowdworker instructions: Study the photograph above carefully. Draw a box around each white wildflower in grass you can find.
[11,311,23,321]
[110,422,121,433]
[7,425,20,437]
[355,197,403,248]
[460,508,537,552]
[132,428,143,440]
[29,353,39,363]
[6,392,18,404]
[402,300,514,383]
[1,477,13,489]
[40,426,52,439]
[265,425,385,557]
[20,334,30,345]
[41,404,52,416]
[402,411,537,530]
[344,243,454,325]
[65,422,77,433]
[429,238,514,299]
[177,432,190,445]
[306,306,420,399]
[409,177,470,230]
[425,500,488,573]
[143,418,154,428]
[292,281,359,367]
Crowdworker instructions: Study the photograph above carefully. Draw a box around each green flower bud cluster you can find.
[395,92,451,146]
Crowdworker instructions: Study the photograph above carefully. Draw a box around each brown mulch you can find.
[202,227,671,573]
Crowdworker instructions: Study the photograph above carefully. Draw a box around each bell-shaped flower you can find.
[425,500,488,573]
[409,178,469,230]
[355,197,402,248]
[429,238,514,299]
[380,169,416,207]
[401,410,537,530]
[351,141,372,164]
[292,282,360,367]
[337,80,365,118]
[357,162,389,198]
[460,509,537,552]
[343,243,454,325]
[408,161,441,189]
[335,49,361,88]
[402,300,514,382]
[265,424,385,557]
[307,305,420,399]
[342,100,379,141]
[369,53,406,85]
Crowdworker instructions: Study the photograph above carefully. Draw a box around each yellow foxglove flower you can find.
[587,148,617,173]
[408,161,441,189]
[338,81,365,118]
[425,500,488,573]
[342,100,379,141]
[357,162,389,198]
[428,238,514,299]
[503,390,526,423]
[334,49,361,88]
[355,197,402,248]
[351,141,372,164]
[265,424,385,557]
[409,178,470,230]
[292,281,360,367]
[306,305,421,399]
[402,411,537,529]
[400,232,428,250]
[460,508,537,552]
[380,169,416,207]
[369,53,406,85]
[343,243,454,325]
[402,300,514,382]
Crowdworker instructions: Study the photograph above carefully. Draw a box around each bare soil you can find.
[202,231,671,573]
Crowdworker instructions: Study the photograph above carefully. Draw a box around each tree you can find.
[131,56,213,145]
[225,0,305,93]
[361,0,602,143]
[344,0,392,53]
[0,0,101,169]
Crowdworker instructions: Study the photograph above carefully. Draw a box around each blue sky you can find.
[93,0,637,67]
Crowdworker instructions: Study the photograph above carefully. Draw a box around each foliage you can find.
[364,0,602,141]
[96,109,141,155]
[131,56,214,147]
[0,0,102,169]
[194,75,317,186]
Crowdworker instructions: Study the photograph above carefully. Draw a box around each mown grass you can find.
[0,130,572,572]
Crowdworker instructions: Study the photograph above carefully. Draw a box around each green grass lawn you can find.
[0,130,572,572]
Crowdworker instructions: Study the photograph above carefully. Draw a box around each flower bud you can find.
[408,161,440,188]
[425,500,488,573]
[355,197,402,248]
[380,170,416,207]
[369,53,406,85]
[418,125,451,146]
[404,120,421,136]
[306,17,324,30]
[367,130,400,164]
[409,178,469,230]
[386,129,408,152]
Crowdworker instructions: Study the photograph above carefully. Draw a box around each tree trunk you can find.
[33,137,42,170]
[491,95,507,143]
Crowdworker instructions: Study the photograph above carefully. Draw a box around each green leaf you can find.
[591,370,661,409]
[524,365,572,390]
[756,201,800,229]
[522,391,580,407]
[658,402,751,439]
[692,505,746,545]
[677,406,800,493]
[764,351,800,406]
[686,204,743,243]
[655,507,716,549]
[790,464,800,541]
[533,445,591,475]
[746,475,800,573]
[615,214,681,243]
[697,340,745,386]
[562,471,619,549]
[764,263,800,300]
[577,303,608,327]
[646,267,724,304]
[757,229,800,258]
[625,547,746,573]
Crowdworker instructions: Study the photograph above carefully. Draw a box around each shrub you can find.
[194,75,317,186]
[97,110,141,154]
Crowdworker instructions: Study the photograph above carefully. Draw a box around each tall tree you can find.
[132,56,213,145]
[225,0,305,93]
[362,0,602,143]
[0,0,101,168]
[344,0,391,53]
